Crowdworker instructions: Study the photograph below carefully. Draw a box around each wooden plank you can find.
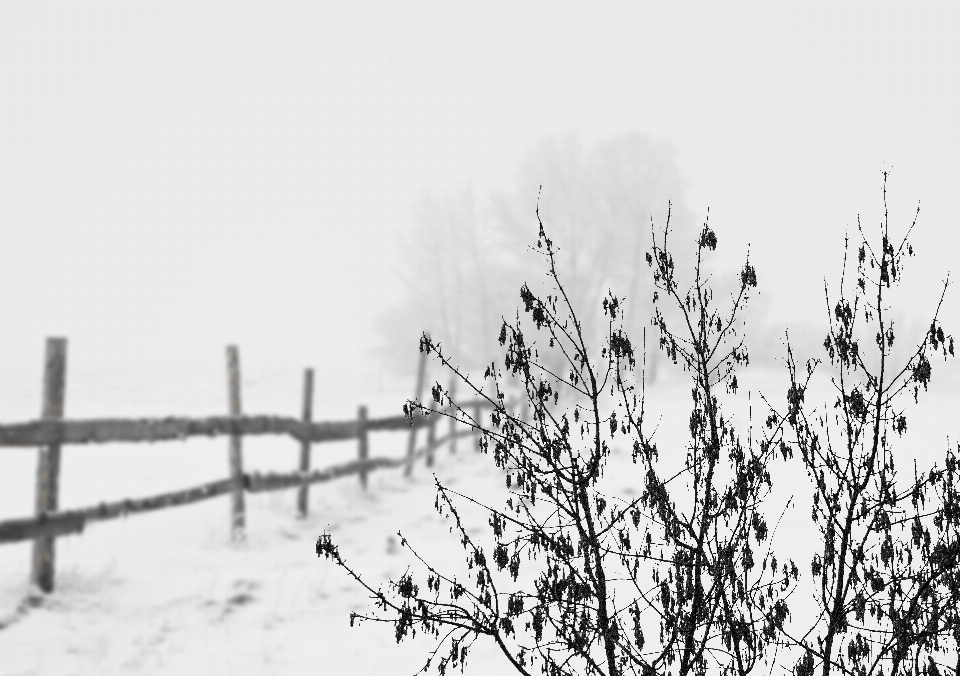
[404,345,428,477]
[473,403,482,450]
[0,416,355,447]
[0,476,242,544]
[4,512,85,543]
[247,455,408,493]
[426,410,437,467]
[448,376,457,455]
[31,337,67,593]
[0,395,515,449]
[0,409,490,448]
[357,406,368,490]
[0,450,436,545]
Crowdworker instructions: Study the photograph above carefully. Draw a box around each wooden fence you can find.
[0,337,525,594]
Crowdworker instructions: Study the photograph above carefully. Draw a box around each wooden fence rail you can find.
[0,337,524,593]
[0,430,484,545]
[0,411,462,447]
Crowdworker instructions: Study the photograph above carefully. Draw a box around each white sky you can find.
[2,1,959,396]
[3,5,960,671]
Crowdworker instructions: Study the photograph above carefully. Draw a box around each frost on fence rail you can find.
[0,414,391,447]
[0,402,506,544]
[0,442,462,544]
[0,407,500,447]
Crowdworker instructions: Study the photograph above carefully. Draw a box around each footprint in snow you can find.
[227,578,259,606]
[0,593,43,632]
[208,578,260,622]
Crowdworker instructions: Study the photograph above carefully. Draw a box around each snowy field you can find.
[1,361,958,675]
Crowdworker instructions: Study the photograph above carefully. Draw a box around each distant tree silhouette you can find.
[370,187,508,389]
[488,132,700,389]
[369,131,703,391]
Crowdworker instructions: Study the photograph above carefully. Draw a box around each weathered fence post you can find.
[31,337,67,594]
[426,411,437,468]
[296,368,314,518]
[473,402,482,450]
[226,345,245,542]
[357,405,368,490]
[517,397,528,454]
[404,345,427,477]
[448,376,457,455]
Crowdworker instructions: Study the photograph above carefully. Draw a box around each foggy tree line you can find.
[370,131,702,392]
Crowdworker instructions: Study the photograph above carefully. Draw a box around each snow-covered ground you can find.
[1,362,957,675]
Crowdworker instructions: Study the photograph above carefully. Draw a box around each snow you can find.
[1,365,957,675]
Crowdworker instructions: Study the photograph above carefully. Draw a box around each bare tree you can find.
[370,187,511,383]
[763,172,960,676]
[487,132,702,387]
[318,199,798,675]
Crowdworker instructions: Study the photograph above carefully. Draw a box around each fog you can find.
[2,2,960,673]
[2,2,959,400]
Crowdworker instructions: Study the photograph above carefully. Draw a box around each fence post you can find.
[426,412,436,468]
[31,337,67,594]
[296,368,314,519]
[357,405,368,490]
[448,376,457,455]
[404,346,427,478]
[473,402,482,450]
[226,345,246,542]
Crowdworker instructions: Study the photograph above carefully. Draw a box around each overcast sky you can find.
[2,1,959,401]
